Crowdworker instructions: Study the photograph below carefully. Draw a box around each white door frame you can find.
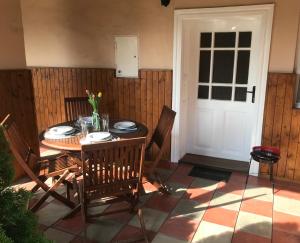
[171,4,274,175]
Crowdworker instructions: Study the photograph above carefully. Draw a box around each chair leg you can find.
[64,180,73,201]
[31,175,47,193]
[30,170,74,212]
[154,171,170,194]
[269,163,274,182]
[78,182,87,222]
[63,177,82,219]
[138,208,148,243]
[144,172,170,195]
[269,163,275,194]
[245,158,252,187]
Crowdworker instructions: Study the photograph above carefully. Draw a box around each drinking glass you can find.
[101,113,109,132]
[77,115,83,128]
[81,120,89,137]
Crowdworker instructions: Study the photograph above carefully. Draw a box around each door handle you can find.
[247,86,256,103]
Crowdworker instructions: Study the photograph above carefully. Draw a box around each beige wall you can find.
[20,0,300,72]
[0,0,26,69]
[269,0,300,72]
[21,0,174,69]
[176,0,300,73]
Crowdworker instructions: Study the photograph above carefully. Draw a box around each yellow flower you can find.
[98,92,102,98]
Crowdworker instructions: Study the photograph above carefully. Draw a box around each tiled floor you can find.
[18,161,300,242]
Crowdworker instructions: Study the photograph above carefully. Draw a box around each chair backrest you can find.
[148,106,176,159]
[81,137,146,200]
[0,114,39,175]
[64,97,92,121]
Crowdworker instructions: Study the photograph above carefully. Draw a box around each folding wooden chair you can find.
[77,138,148,242]
[64,97,92,121]
[1,114,80,212]
[144,106,176,193]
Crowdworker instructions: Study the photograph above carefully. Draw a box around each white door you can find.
[185,15,265,162]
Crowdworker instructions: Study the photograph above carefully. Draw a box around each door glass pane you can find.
[236,51,250,84]
[215,32,236,48]
[234,87,247,102]
[199,51,211,83]
[213,51,234,83]
[239,32,252,47]
[200,32,212,48]
[198,85,209,99]
[211,86,232,100]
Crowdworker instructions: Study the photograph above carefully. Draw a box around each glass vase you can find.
[92,111,101,131]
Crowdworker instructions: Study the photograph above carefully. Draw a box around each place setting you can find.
[43,125,80,140]
[79,120,139,145]
[109,120,139,133]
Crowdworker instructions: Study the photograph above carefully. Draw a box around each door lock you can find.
[247,86,256,103]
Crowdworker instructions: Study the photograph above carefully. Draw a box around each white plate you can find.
[44,131,74,140]
[114,121,136,130]
[49,126,74,135]
[86,132,111,142]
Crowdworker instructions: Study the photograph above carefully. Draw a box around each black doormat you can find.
[188,166,232,182]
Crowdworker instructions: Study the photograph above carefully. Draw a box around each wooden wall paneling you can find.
[152,71,161,158]
[293,138,300,180]
[130,79,136,121]
[146,70,153,158]
[294,114,300,180]
[261,74,278,173]
[112,76,119,119]
[32,68,173,159]
[164,70,173,159]
[32,68,42,132]
[75,68,81,97]
[118,77,124,119]
[41,68,47,130]
[0,70,39,179]
[135,75,141,123]
[106,70,112,116]
[285,110,300,179]
[260,73,300,181]
[276,74,294,177]
[98,69,104,111]
[140,71,147,127]
[124,78,130,118]
[58,68,65,122]
[271,74,286,176]
[76,68,84,97]
[158,71,166,115]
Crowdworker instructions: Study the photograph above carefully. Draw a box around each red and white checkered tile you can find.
[15,161,300,242]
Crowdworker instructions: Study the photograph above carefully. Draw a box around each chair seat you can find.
[40,144,64,160]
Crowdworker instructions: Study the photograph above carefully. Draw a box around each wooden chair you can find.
[1,114,80,212]
[64,97,92,121]
[144,106,176,193]
[77,138,148,242]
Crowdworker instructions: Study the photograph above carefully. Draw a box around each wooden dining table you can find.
[41,120,148,151]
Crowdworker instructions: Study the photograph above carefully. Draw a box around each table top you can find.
[41,120,148,151]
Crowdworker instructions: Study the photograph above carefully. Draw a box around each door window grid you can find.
[231,31,239,101]
[198,31,252,102]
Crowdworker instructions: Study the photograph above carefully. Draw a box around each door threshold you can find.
[179,153,249,173]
